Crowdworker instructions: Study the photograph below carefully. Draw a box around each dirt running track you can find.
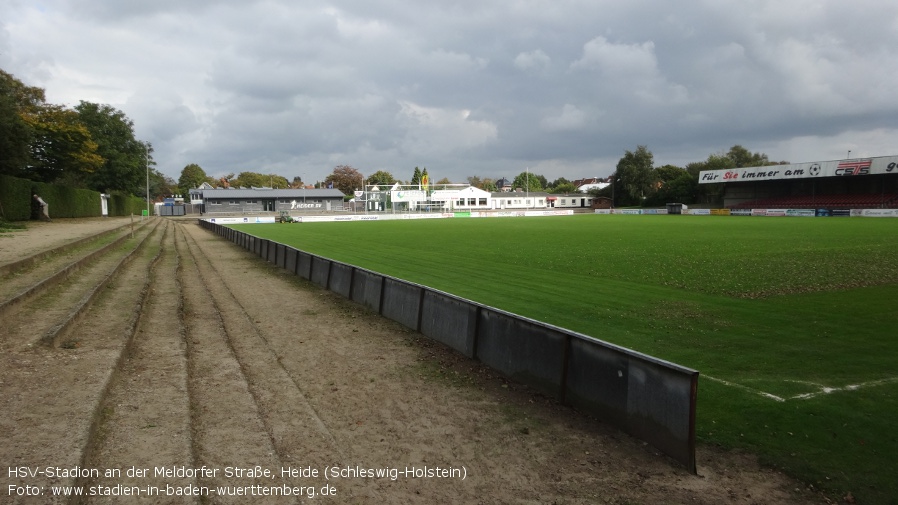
[0,217,826,504]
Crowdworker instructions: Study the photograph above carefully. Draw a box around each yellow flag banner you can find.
[421,174,429,190]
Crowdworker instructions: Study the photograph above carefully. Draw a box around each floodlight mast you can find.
[145,144,150,218]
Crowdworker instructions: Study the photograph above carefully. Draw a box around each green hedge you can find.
[0,174,150,221]
[108,192,150,217]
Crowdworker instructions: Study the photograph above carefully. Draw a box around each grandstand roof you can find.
[199,188,346,199]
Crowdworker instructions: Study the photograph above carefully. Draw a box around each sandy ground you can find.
[0,217,831,504]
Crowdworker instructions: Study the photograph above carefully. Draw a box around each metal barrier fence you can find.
[199,220,699,472]
[158,205,186,216]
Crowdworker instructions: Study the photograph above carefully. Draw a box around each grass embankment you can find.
[232,215,898,504]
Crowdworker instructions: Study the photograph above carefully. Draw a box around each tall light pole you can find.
[847,150,851,159]
[145,144,150,218]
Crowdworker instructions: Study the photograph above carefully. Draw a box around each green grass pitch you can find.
[230,214,898,504]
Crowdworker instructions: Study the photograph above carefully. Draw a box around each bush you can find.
[0,174,151,221]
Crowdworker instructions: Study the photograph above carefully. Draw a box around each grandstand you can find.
[698,155,898,209]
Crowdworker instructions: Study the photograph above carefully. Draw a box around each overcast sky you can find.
[3,0,897,184]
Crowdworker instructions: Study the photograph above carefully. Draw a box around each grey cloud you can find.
[514,50,550,71]
[3,0,897,183]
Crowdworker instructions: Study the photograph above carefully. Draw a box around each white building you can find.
[548,194,596,208]
[489,191,549,210]
[365,184,551,211]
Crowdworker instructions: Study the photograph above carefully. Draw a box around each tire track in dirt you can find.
[174,222,296,504]
[0,220,160,351]
[75,220,196,504]
[0,220,146,307]
[176,222,477,503]
[176,222,347,463]
[0,221,166,504]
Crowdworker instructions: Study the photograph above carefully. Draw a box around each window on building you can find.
[479,198,487,206]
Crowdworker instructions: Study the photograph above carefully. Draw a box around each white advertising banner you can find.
[698,155,898,184]
[860,209,898,217]
[391,190,427,202]
[206,216,277,224]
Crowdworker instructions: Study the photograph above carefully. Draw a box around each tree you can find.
[435,177,452,185]
[268,174,289,188]
[3,72,101,184]
[22,104,104,184]
[0,68,45,112]
[0,69,41,177]
[325,165,364,194]
[411,167,422,186]
[75,101,150,195]
[232,172,263,188]
[587,184,612,201]
[550,182,579,194]
[511,171,544,192]
[727,145,768,168]
[219,173,236,188]
[685,154,733,205]
[231,171,288,188]
[178,163,208,195]
[615,145,655,204]
[150,169,177,201]
[367,170,396,186]
[654,164,688,183]
[466,175,497,191]
[661,173,697,203]
[549,177,570,190]
[643,164,692,206]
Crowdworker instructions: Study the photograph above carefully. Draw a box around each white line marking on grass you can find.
[789,377,898,400]
[703,375,898,402]
[702,375,785,402]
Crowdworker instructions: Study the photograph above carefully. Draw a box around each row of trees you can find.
[177,164,296,195]
[2,68,428,202]
[0,69,175,199]
[178,164,448,198]
[6,68,779,207]
[179,143,776,206]
[593,144,787,207]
